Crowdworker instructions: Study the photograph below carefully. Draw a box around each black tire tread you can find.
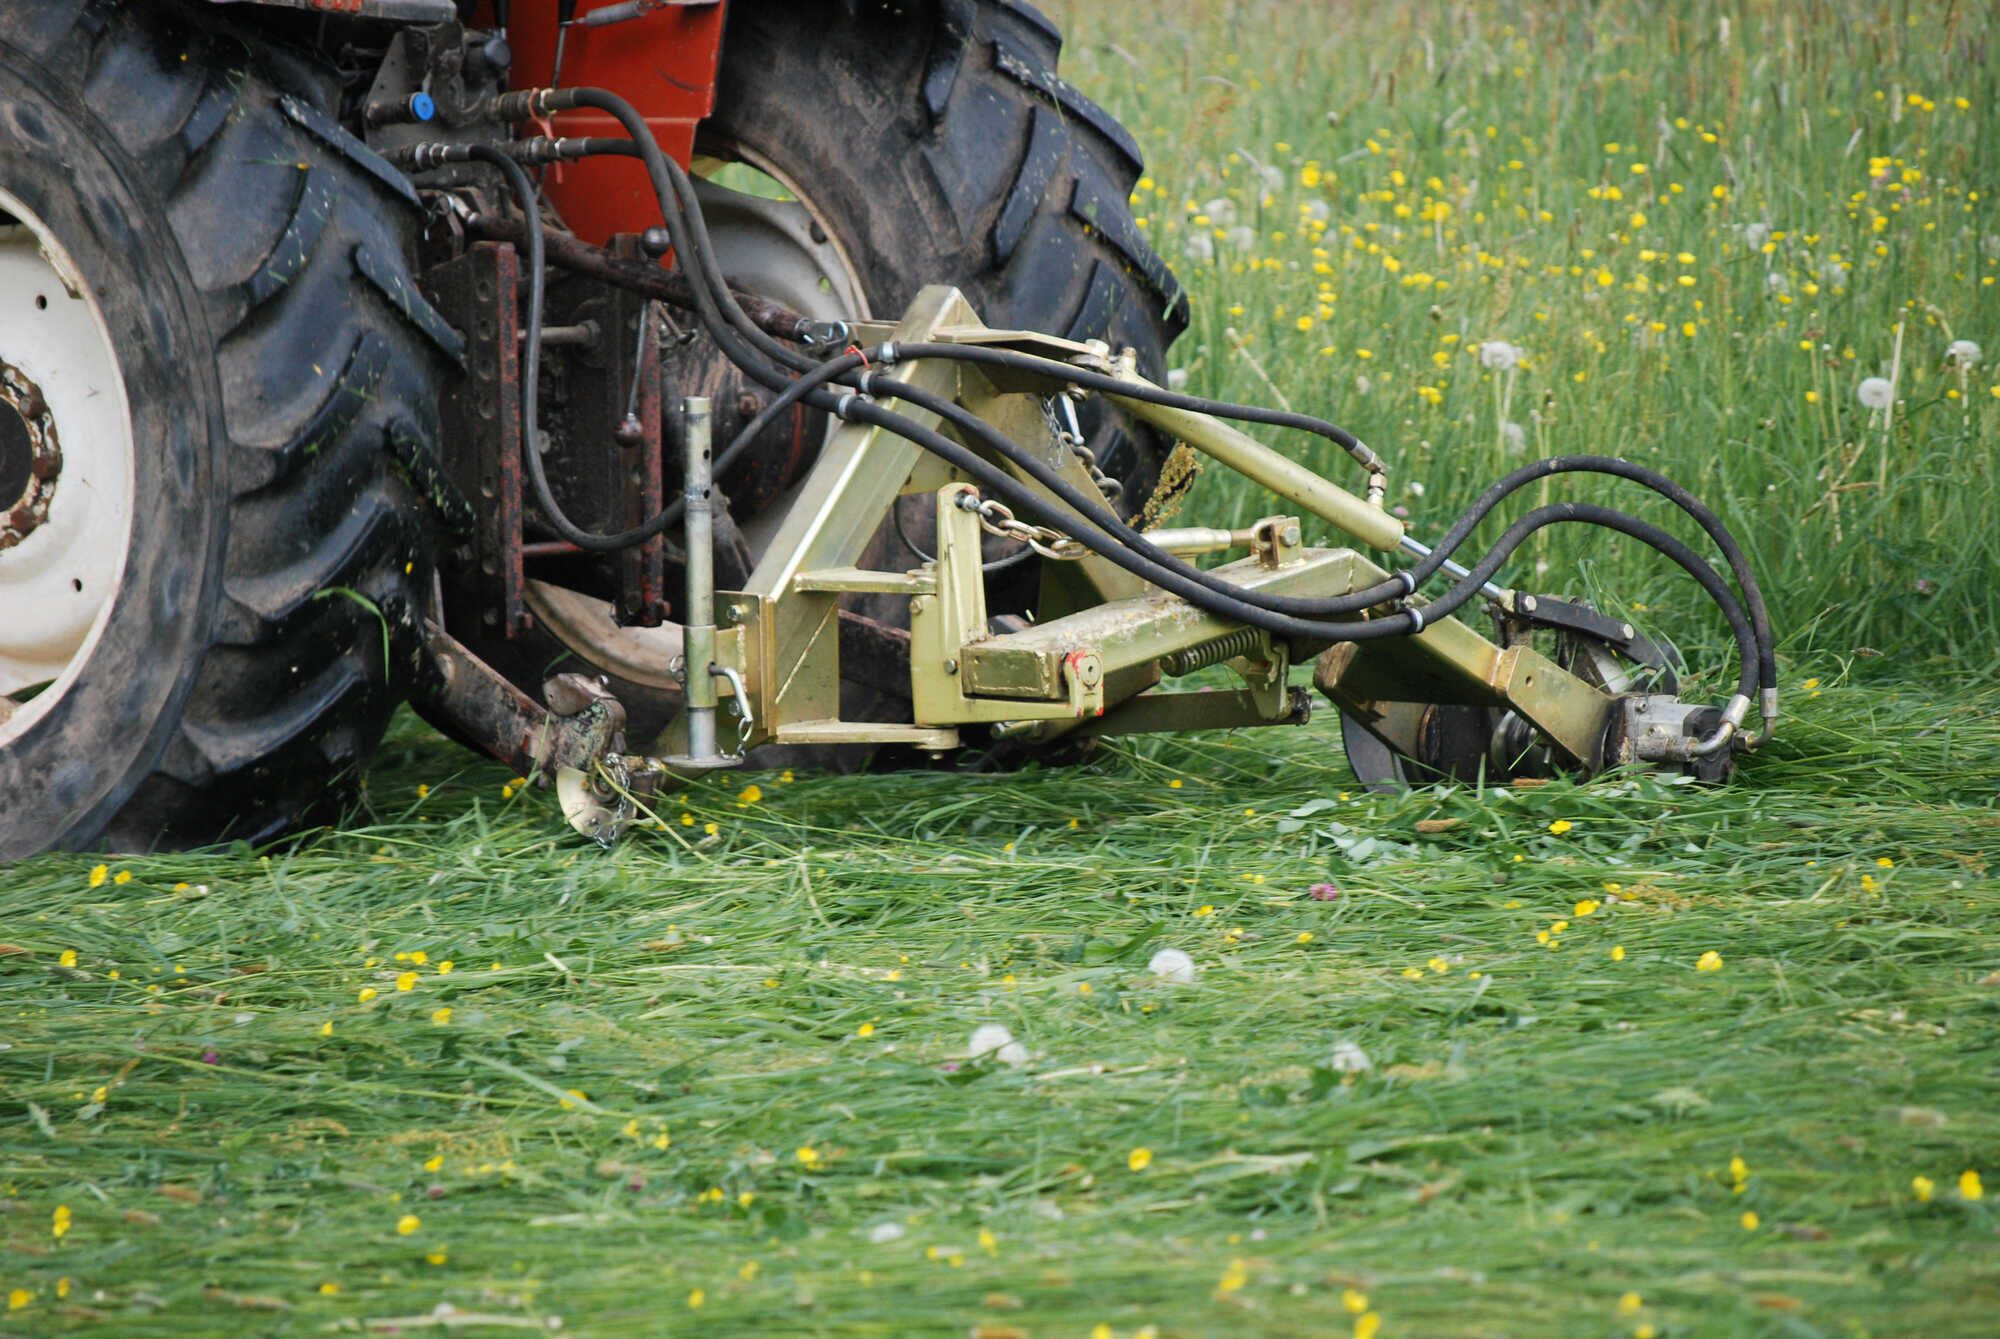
[5,0,446,849]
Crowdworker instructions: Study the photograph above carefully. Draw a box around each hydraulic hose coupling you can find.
[485,87,583,124]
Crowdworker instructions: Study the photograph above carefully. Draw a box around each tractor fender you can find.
[203,0,461,22]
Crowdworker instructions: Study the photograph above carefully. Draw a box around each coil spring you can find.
[1159,626,1265,676]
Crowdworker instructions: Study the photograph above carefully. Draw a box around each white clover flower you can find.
[1405,479,1426,497]
[1479,340,1523,371]
[1857,376,1894,410]
[968,1023,1028,1066]
[1182,233,1215,263]
[1165,367,1190,390]
[1503,421,1528,453]
[1202,196,1238,226]
[1765,272,1790,295]
[1224,224,1256,252]
[1946,339,1981,368]
[1328,1039,1373,1073]
[1744,221,1772,251]
[1147,947,1197,983]
[868,1222,906,1244]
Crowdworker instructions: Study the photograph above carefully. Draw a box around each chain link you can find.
[1040,390,1124,503]
[957,494,1089,561]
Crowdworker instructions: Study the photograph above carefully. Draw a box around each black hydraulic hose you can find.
[1438,501,1760,703]
[881,343,1773,676]
[1416,455,1775,690]
[839,390,1759,700]
[882,340,1386,478]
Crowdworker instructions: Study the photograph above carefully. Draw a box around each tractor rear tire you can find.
[0,2,450,856]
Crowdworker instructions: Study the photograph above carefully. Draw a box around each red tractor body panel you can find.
[492,1,730,243]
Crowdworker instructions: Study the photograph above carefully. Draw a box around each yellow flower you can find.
[88,864,108,888]
[358,987,378,1003]
[1618,1292,1642,1316]
[1611,945,1626,962]
[437,961,453,975]
[396,1213,420,1235]
[559,1089,588,1110]
[737,784,762,804]
[318,1021,334,1036]
[1637,1327,1658,1339]
[1547,819,1573,835]
[430,1007,453,1026]
[1354,1313,1381,1339]
[427,1250,448,1265]
[7,1289,30,1311]
[1697,950,1724,972]
[1216,1259,1249,1294]
[1875,856,1894,869]
[979,1227,998,1255]
[704,822,718,836]
[1092,1326,1112,1339]
[738,1191,755,1208]
[1401,967,1424,980]
[58,950,77,968]
[410,951,428,965]
[797,1145,821,1166]
[1573,900,1599,917]
[416,783,430,799]
[1962,1170,1985,1201]
[51,1204,71,1238]
[424,1154,444,1172]
[1342,1288,1369,1313]
[1167,779,1183,789]
[395,972,419,992]
[1912,1175,1935,1202]
[1427,957,1450,974]
[856,1022,874,1038]
[1128,1147,1153,1171]
[319,1282,340,1296]
[1194,905,1214,917]
[1740,1210,1759,1230]
[113,870,132,885]
[688,1288,705,1309]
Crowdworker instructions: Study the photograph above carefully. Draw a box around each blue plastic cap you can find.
[411,92,437,122]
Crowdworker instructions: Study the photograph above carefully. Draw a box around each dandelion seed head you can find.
[1479,339,1523,370]
[1329,1039,1373,1072]
[1947,339,1981,367]
[1147,948,1197,983]
[1857,376,1894,409]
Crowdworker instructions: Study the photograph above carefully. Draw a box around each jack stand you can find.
[661,395,743,773]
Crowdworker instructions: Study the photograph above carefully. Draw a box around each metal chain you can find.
[1040,390,1124,503]
[956,493,1089,562]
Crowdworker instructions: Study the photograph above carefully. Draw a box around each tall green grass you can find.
[1056,0,2000,674]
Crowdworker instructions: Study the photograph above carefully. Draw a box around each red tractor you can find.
[0,2,1775,856]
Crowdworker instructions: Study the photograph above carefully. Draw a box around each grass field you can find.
[5,1,1999,1335]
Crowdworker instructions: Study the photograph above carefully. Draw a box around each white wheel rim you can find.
[0,186,137,745]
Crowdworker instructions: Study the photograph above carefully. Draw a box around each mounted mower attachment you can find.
[516,284,1776,843]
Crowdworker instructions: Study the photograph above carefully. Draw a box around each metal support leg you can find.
[664,396,738,771]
